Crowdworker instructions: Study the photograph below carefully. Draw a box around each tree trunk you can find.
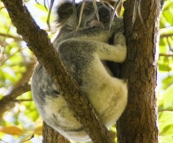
[43,122,70,143]
[117,0,163,143]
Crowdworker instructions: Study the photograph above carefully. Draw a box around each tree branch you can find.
[43,122,71,143]
[158,109,173,112]
[1,0,114,142]
[0,58,35,118]
[0,32,22,41]
[160,33,173,38]
[0,83,31,117]
[160,26,173,38]
[159,53,173,57]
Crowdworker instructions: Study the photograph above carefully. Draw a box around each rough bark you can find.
[1,0,114,143]
[43,122,70,143]
[117,0,162,143]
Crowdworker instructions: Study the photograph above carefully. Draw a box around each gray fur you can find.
[32,1,127,142]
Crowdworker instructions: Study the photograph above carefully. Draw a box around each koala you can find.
[32,1,128,142]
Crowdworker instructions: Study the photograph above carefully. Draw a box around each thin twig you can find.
[159,53,173,57]
[13,99,33,102]
[0,47,24,66]
[0,33,22,41]
[0,83,31,117]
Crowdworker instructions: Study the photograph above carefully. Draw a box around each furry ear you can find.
[56,2,76,24]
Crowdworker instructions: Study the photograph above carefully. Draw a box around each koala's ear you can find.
[56,2,76,23]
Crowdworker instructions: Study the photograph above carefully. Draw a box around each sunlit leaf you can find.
[18,134,34,143]
[160,123,173,137]
[159,136,173,143]
[34,125,42,135]
[162,76,173,89]
[158,63,172,72]
[162,85,173,109]
[0,126,24,136]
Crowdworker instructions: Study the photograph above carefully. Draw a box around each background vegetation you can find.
[0,0,173,142]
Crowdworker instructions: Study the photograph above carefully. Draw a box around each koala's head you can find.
[56,1,116,29]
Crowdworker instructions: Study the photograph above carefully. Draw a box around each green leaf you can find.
[158,64,172,72]
[162,77,173,89]
[162,85,173,109]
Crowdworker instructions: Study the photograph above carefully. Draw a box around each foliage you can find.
[0,1,48,142]
[0,0,173,143]
[157,0,173,142]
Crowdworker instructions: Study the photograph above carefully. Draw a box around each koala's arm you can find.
[97,31,127,62]
[55,17,126,63]
[58,31,126,63]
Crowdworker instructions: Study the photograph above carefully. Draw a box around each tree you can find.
[117,0,163,143]
[0,0,173,143]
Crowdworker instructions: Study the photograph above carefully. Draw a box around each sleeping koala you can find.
[32,1,128,142]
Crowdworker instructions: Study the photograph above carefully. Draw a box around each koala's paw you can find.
[111,18,124,31]
[122,79,128,83]
[113,32,126,46]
